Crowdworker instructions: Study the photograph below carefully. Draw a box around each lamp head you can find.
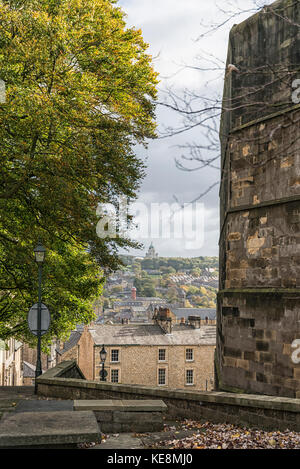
[100,344,107,363]
[34,241,46,264]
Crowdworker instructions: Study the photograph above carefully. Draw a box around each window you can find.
[158,368,166,386]
[111,369,119,383]
[186,348,193,361]
[186,369,194,385]
[111,349,119,363]
[158,349,166,361]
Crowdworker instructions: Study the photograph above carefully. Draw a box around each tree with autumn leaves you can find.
[0,0,158,345]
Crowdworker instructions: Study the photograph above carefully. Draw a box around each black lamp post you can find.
[99,345,107,381]
[34,241,46,393]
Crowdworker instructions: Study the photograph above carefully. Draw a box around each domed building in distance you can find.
[145,242,158,259]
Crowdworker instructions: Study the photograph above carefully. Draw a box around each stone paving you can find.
[0,386,53,419]
[15,399,74,413]
[91,420,196,450]
[94,433,144,449]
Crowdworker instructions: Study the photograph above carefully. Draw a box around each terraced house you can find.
[58,310,216,391]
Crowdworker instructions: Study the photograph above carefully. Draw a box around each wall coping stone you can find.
[38,360,85,380]
[73,399,167,412]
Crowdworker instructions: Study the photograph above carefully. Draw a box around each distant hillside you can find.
[120,255,218,273]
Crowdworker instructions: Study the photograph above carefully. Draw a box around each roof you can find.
[114,298,164,307]
[136,297,163,302]
[131,306,147,313]
[117,311,132,320]
[23,361,36,378]
[89,324,216,346]
[23,361,46,377]
[114,301,144,307]
[172,308,216,320]
[60,330,81,354]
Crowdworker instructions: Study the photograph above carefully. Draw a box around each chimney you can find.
[152,307,158,322]
[154,307,173,334]
[131,287,137,300]
[188,316,201,329]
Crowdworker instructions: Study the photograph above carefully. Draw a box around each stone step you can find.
[0,410,101,448]
[73,399,167,434]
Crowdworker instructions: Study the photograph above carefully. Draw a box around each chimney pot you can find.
[188,315,201,329]
[131,287,137,300]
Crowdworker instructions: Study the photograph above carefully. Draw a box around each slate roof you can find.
[131,306,147,313]
[172,308,216,320]
[89,323,216,346]
[118,310,133,319]
[60,330,81,355]
[114,298,164,307]
[23,361,46,377]
[23,361,36,378]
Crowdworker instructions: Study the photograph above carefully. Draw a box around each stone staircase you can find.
[0,388,101,448]
[0,387,167,448]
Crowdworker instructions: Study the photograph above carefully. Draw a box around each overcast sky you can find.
[116,0,273,258]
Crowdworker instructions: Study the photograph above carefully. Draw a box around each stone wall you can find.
[217,291,300,397]
[36,361,300,432]
[74,400,167,433]
[217,0,300,398]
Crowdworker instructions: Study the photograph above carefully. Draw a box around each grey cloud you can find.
[117,0,268,257]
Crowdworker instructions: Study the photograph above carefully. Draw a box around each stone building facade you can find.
[59,319,216,391]
[0,338,58,386]
[0,338,23,386]
[216,0,300,397]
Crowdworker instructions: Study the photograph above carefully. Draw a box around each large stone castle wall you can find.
[217,0,300,398]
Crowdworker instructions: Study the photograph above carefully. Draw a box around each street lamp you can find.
[34,241,46,393]
[99,345,107,382]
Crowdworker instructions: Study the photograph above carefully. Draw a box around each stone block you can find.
[121,400,167,412]
[74,400,124,411]
[282,344,292,355]
[224,357,237,368]
[94,411,113,422]
[228,232,242,241]
[256,341,269,352]
[244,351,255,361]
[236,359,250,371]
[0,411,100,448]
[100,422,122,434]
[113,411,162,424]
[100,421,164,434]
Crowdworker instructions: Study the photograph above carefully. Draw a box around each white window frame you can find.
[158,348,166,362]
[185,348,194,362]
[111,349,119,363]
[186,369,194,386]
[111,368,119,383]
[158,368,166,386]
